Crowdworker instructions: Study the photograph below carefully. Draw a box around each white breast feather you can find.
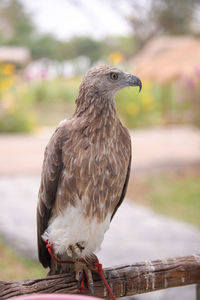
[42,204,111,257]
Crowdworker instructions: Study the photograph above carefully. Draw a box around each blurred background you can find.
[0,0,200,299]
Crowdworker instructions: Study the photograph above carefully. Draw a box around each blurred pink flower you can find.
[184,77,195,89]
[195,67,200,78]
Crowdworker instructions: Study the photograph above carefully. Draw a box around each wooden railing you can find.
[0,254,200,299]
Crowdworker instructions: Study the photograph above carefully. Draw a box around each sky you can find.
[20,0,132,40]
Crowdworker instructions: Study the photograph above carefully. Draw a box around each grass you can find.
[0,237,46,281]
[127,168,200,227]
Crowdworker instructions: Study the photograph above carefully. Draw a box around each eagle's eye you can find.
[110,72,118,80]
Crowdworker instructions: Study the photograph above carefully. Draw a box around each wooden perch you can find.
[1,254,200,299]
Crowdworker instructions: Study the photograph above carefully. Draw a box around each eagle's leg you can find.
[74,259,94,295]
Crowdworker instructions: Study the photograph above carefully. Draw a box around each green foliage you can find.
[0,77,80,132]
[1,73,200,132]
[0,110,35,133]
[116,78,200,129]
[0,88,36,133]
[116,81,176,128]
[24,78,80,126]
[26,78,80,103]
[0,62,36,133]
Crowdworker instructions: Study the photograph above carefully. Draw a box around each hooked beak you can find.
[125,73,142,92]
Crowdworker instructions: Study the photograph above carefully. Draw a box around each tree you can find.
[109,0,200,48]
[0,0,35,45]
[65,37,104,63]
[30,34,63,61]
[151,0,200,35]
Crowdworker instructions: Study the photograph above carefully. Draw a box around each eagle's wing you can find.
[111,135,132,220]
[37,125,68,268]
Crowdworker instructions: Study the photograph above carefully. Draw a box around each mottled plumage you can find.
[37,65,142,274]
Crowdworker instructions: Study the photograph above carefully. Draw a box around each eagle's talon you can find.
[66,242,85,259]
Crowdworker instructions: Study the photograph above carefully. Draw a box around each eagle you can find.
[37,64,142,290]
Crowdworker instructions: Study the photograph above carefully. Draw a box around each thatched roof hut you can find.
[130,36,200,83]
[0,46,31,65]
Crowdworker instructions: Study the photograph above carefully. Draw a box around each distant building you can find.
[0,46,31,66]
[130,36,200,83]
[24,58,59,80]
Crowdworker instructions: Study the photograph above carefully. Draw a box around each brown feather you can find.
[37,125,69,267]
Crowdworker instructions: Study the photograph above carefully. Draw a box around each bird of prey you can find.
[37,64,142,288]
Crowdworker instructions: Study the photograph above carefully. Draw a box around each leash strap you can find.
[45,240,115,300]
[94,262,115,300]
[45,240,73,265]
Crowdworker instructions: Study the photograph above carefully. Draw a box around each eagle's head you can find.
[80,64,142,98]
